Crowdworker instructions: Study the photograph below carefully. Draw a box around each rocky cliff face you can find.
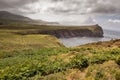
[16,25,104,38]
[40,29,102,38]
[39,25,103,38]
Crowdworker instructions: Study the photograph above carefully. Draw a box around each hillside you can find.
[0,21,119,80]
[0,11,31,21]
[0,11,58,25]
[10,24,103,38]
[0,33,120,80]
[38,24,103,38]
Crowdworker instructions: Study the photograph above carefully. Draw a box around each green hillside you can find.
[0,34,120,80]
[0,11,58,25]
[0,12,119,80]
[0,22,120,80]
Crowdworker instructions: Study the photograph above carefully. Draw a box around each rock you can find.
[39,25,104,38]
[16,24,104,38]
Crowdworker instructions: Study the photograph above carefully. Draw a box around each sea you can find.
[60,28,120,47]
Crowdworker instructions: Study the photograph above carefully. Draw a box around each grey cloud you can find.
[48,0,120,14]
[0,0,39,12]
[0,0,38,8]
[91,0,120,14]
[0,0,120,15]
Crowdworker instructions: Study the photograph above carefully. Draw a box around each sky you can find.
[0,0,120,26]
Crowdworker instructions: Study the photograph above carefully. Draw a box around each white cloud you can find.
[108,19,120,23]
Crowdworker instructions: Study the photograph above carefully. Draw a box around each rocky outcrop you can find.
[39,29,102,38]
[16,24,104,38]
[39,25,103,38]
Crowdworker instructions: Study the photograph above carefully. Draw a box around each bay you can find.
[60,29,120,47]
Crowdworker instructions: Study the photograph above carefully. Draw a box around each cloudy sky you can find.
[0,0,120,25]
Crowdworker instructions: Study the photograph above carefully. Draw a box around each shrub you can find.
[69,54,88,70]
[38,60,67,76]
[115,56,120,65]
[88,48,97,54]
[89,54,113,64]
[115,72,120,80]
[109,49,120,55]
[95,71,104,80]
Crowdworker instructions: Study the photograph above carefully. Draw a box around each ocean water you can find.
[60,29,120,47]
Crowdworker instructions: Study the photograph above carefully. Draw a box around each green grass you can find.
[0,22,119,80]
[0,21,100,30]
[0,47,120,80]
[0,48,69,79]
[0,30,63,52]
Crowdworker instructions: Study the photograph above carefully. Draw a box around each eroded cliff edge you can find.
[16,24,104,38]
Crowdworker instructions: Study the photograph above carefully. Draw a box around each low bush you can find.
[88,53,116,65]
[115,56,120,65]
[115,72,120,80]
[95,71,104,80]
[68,54,88,70]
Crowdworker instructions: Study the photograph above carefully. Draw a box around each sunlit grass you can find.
[0,30,63,52]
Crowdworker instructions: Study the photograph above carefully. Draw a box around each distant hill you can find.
[0,11,32,22]
[0,11,59,25]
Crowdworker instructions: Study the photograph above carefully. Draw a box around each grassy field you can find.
[0,30,63,52]
[0,22,120,80]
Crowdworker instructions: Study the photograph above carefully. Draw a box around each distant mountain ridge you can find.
[0,11,59,25]
[0,11,32,21]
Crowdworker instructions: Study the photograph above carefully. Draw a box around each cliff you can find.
[38,25,103,38]
[16,24,103,38]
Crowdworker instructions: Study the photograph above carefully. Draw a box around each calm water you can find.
[60,29,120,47]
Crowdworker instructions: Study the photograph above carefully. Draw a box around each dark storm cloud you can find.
[0,0,119,15]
